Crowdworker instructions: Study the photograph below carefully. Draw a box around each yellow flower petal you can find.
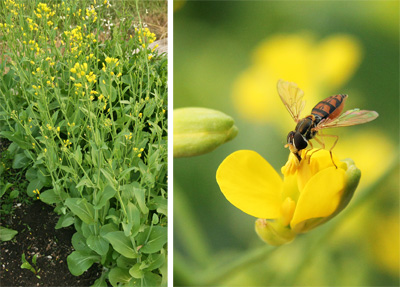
[291,166,346,228]
[216,150,282,218]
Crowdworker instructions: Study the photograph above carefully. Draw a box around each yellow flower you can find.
[232,33,362,127]
[216,149,360,245]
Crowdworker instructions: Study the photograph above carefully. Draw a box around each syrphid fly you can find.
[277,79,379,163]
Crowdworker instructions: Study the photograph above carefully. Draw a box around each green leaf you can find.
[92,274,108,287]
[0,226,18,241]
[67,250,98,276]
[103,231,137,259]
[59,165,76,175]
[25,168,37,182]
[9,189,19,199]
[133,186,149,215]
[40,189,62,204]
[74,146,82,165]
[100,168,117,188]
[87,234,109,256]
[76,177,96,189]
[129,263,144,279]
[143,253,165,272]
[37,168,52,186]
[108,267,134,287]
[21,262,34,271]
[65,198,95,224]
[126,202,141,237]
[137,226,167,254]
[94,185,116,210]
[27,179,43,197]
[71,232,87,251]
[32,254,38,265]
[143,271,162,287]
[0,182,13,197]
[0,131,31,149]
[12,152,30,169]
[55,213,75,229]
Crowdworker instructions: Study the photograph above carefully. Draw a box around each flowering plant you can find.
[0,0,167,285]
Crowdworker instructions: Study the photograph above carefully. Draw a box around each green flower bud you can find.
[174,107,238,158]
[255,219,296,246]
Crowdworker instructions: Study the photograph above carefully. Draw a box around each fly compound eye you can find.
[293,132,308,150]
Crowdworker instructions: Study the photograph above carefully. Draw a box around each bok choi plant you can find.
[0,0,168,286]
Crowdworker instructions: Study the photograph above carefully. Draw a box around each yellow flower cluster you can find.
[34,3,56,19]
[135,27,157,49]
[32,189,41,199]
[3,0,23,17]
[70,62,97,94]
[85,5,98,23]
[64,26,96,57]
[133,147,145,158]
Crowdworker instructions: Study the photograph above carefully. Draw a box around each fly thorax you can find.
[295,116,315,140]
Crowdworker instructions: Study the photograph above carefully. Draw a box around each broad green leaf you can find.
[25,168,37,182]
[55,213,75,229]
[126,202,141,237]
[81,222,97,238]
[67,250,99,276]
[40,189,62,204]
[133,187,149,215]
[149,196,167,216]
[27,179,43,197]
[37,168,52,186]
[129,263,144,279]
[0,131,31,149]
[71,232,87,251]
[94,185,116,210]
[74,146,82,165]
[9,189,19,199]
[108,267,133,287]
[0,226,18,241]
[65,198,95,224]
[143,253,165,272]
[116,256,136,270]
[59,165,76,175]
[100,168,117,188]
[137,226,167,254]
[87,234,109,256]
[76,177,96,189]
[143,271,162,287]
[99,223,119,236]
[103,231,137,259]
[92,274,108,287]
[12,152,30,169]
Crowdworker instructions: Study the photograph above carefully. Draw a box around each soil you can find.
[0,200,102,286]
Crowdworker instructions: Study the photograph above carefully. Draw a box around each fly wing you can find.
[277,79,306,123]
[315,109,379,130]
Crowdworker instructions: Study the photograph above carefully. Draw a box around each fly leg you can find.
[314,134,339,168]
[307,137,323,164]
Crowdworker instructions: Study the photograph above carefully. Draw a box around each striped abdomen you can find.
[311,94,348,123]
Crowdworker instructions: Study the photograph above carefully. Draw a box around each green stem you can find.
[174,183,212,266]
[198,244,276,286]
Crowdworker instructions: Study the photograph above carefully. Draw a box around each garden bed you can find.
[1,200,102,286]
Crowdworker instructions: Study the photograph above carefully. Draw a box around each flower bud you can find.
[255,219,296,246]
[174,108,238,158]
